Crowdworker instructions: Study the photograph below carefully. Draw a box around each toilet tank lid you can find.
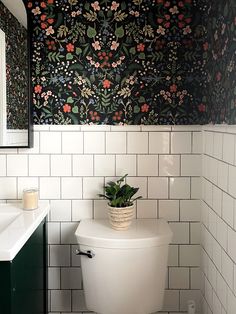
[75,219,173,249]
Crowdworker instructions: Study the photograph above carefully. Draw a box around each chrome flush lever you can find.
[75,249,95,258]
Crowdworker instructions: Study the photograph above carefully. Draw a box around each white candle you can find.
[22,188,38,210]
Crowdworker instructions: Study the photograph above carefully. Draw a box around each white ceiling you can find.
[1,0,27,29]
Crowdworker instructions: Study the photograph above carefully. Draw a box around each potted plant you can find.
[98,174,142,230]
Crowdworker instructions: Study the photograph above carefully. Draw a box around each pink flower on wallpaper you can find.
[32,6,41,15]
[216,72,222,81]
[111,1,119,11]
[183,25,191,34]
[157,25,165,35]
[92,41,101,50]
[91,1,100,11]
[169,5,179,14]
[111,41,119,50]
[46,26,54,35]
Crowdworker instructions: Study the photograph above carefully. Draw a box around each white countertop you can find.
[0,201,50,261]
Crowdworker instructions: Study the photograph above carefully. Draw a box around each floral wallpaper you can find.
[0,1,28,129]
[206,0,236,124]
[27,0,208,125]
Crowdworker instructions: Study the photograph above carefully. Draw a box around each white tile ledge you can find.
[33,124,203,132]
[171,125,202,131]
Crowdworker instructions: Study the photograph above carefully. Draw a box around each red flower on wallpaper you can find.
[198,103,206,112]
[113,111,123,121]
[66,43,75,52]
[41,14,47,21]
[34,85,42,94]
[170,84,177,93]
[103,79,111,88]
[203,42,209,51]
[48,18,54,24]
[63,104,71,113]
[137,43,145,52]
[41,22,47,29]
[141,104,150,112]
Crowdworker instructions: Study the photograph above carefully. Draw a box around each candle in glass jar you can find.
[23,188,38,210]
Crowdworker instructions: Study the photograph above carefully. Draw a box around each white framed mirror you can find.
[0,0,32,148]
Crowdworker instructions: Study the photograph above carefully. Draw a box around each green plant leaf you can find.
[72,106,78,113]
[115,26,124,38]
[129,47,136,55]
[67,96,74,104]
[138,52,146,60]
[99,174,141,207]
[134,105,140,113]
[66,53,74,60]
[87,26,97,38]
[76,47,82,55]
[138,96,145,103]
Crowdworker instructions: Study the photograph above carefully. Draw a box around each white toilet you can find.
[75,219,173,314]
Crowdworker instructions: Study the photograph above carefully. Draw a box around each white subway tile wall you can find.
[0,125,202,314]
[201,125,236,314]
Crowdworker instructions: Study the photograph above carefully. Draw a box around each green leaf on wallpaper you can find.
[67,97,74,104]
[84,2,90,11]
[76,47,82,55]
[115,74,121,82]
[68,63,84,71]
[134,105,140,114]
[48,52,62,62]
[82,44,90,56]
[212,17,216,28]
[54,13,64,28]
[138,53,145,60]
[66,53,74,60]
[138,96,145,103]
[123,46,129,56]
[203,52,208,59]
[127,63,143,71]
[87,26,97,38]
[98,11,105,18]
[43,108,52,115]
[68,113,78,124]
[129,47,136,55]
[224,3,228,16]
[107,10,113,18]
[72,106,79,113]
[90,74,95,83]
[115,26,124,38]
[121,2,127,10]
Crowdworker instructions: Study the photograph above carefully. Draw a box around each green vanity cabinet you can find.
[0,220,47,314]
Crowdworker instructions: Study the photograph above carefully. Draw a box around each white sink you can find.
[0,206,21,233]
[0,201,50,261]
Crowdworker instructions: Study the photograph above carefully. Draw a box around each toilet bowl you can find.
[75,219,173,314]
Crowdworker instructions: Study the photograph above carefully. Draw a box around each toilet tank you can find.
[75,219,173,314]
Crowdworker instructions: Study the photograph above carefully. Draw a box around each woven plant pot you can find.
[107,204,135,231]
